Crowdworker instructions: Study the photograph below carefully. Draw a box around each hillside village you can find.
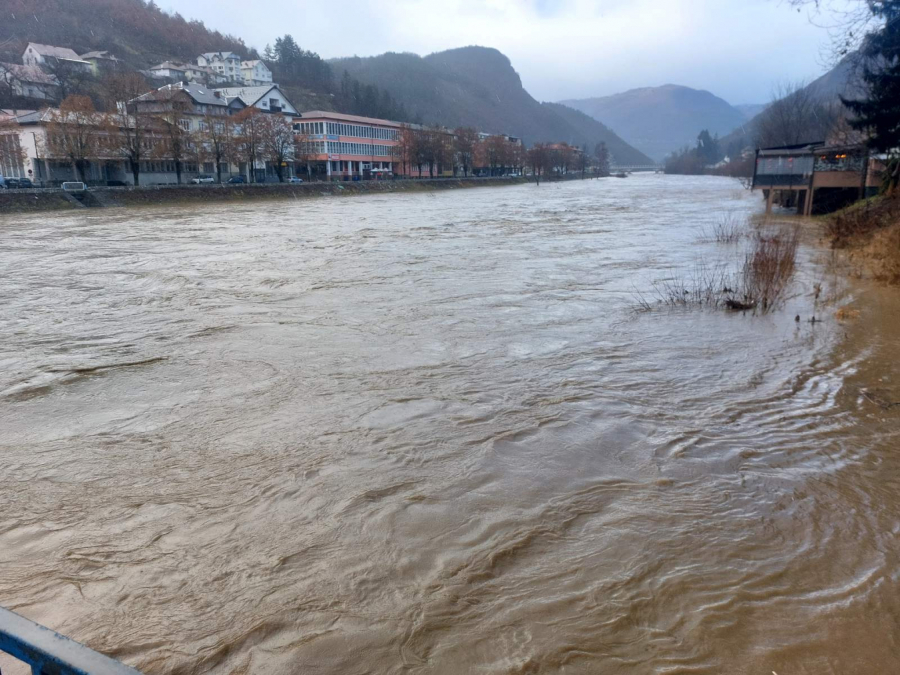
[0,40,618,188]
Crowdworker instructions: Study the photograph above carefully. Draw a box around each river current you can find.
[1,175,899,674]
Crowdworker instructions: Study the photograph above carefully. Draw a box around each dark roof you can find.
[138,82,235,108]
[758,141,825,155]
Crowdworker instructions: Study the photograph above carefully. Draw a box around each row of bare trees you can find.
[527,142,609,185]
[394,125,528,178]
[38,73,311,185]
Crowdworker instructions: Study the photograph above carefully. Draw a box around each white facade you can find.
[148,62,187,80]
[196,52,241,82]
[214,85,299,117]
[240,60,272,86]
[22,43,91,71]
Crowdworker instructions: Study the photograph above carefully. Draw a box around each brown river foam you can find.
[1,176,898,674]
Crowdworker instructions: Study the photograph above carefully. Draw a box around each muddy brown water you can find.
[1,176,898,674]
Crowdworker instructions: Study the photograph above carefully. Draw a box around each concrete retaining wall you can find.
[0,177,531,215]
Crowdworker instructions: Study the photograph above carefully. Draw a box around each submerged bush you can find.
[638,222,800,314]
[741,223,800,311]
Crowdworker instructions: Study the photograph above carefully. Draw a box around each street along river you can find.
[1,175,899,674]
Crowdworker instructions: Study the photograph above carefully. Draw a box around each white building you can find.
[148,61,188,80]
[22,43,91,71]
[240,60,272,86]
[214,84,299,118]
[196,52,241,82]
[0,63,59,100]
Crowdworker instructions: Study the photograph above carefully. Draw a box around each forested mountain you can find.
[0,0,251,68]
[735,103,767,120]
[561,85,748,161]
[330,47,652,164]
[717,53,862,156]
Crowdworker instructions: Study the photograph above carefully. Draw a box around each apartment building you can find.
[240,60,273,86]
[196,52,241,82]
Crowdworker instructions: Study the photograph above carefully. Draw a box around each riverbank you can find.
[0,176,532,214]
[825,195,900,285]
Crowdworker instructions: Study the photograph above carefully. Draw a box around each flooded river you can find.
[1,175,899,674]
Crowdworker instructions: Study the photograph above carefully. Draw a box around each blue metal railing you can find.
[0,607,142,675]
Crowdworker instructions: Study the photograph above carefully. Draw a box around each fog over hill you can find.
[561,85,750,162]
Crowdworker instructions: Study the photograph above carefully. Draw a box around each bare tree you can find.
[396,124,417,177]
[292,130,315,181]
[0,115,26,177]
[44,95,101,182]
[103,72,153,186]
[454,127,477,177]
[755,80,842,148]
[153,88,192,184]
[234,107,264,182]
[424,126,453,178]
[528,143,549,185]
[788,1,883,59]
[199,112,235,183]
[594,142,610,177]
[43,59,92,101]
[257,113,294,182]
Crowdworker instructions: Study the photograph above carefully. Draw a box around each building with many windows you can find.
[292,110,402,179]
[196,52,241,82]
[240,60,273,86]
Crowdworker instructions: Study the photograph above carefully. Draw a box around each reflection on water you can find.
[1,176,898,674]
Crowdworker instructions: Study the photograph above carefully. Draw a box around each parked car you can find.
[3,177,34,189]
[288,177,304,184]
[191,175,215,184]
[107,180,128,187]
[226,176,246,184]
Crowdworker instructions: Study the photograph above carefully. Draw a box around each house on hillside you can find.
[240,60,272,86]
[196,52,242,82]
[148,61,188,81]
[0,63,60,100]
[148,62,226,86]
[79,51,120,75]
[213,84,298,117]
[22,43,91,71]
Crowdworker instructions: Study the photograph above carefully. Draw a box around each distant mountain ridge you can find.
[330,47,653,165]
[560,85,749,161]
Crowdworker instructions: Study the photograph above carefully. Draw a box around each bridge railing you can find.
[0,607,142,675]
[610,165,663,172]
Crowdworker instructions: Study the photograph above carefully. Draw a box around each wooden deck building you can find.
[752,142,885,215]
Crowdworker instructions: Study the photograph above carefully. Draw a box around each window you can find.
[179,119,191,131]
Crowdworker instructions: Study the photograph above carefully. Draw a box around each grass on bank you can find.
[826,195,900,285]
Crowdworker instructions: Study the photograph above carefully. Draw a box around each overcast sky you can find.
[160,0,851,105]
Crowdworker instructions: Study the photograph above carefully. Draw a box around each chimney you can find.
[214,91,221,98]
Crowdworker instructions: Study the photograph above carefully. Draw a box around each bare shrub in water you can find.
[699,213,747,244]
[636,223,800,314]
[738,222,800,311]
[638,262,738,310]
